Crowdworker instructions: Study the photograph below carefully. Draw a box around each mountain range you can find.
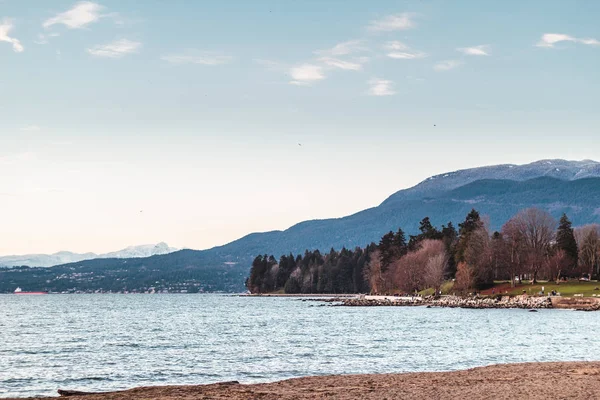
[0,243,177,268]
[2,159,600,293]
[205,159,600,262]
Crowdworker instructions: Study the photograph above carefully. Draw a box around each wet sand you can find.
[12,362,600,400]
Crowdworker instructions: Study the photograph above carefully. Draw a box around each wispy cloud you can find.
[434,60,462,71]
[20,125,42,132]
[388,52,426,60]
[161,51,233,66]
[43,1,104,29]
[313,40,370,71]
[457,45,490,56]
[367,79,395,96]
[383,41,426,59]
[289,64,325,86]
[87,39,141,58]
[383,41,409,51]
[368,13,415,32]
[0,19,24,52]
[536,33,600,48]
[315,39,368,56]
[319,57,365,71]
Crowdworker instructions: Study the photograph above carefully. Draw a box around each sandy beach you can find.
[12,362,600,400]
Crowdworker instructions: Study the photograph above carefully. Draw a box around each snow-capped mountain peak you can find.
[0,243,179,268]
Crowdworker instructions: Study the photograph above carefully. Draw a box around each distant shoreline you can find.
[241,293,357,298]
[243,293,600,310]
[339,294,600,311]
[8,362,600,399]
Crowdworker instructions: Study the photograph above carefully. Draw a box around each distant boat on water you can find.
[14,287,48,295]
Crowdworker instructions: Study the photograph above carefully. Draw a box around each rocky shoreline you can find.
[338,295,600,310]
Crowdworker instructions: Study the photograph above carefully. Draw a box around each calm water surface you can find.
[1,294,599,398]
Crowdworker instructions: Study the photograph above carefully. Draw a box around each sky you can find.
[1,0,599,255]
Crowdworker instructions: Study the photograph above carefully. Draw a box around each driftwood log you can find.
[57,382,239,397]
[58,389,103,397]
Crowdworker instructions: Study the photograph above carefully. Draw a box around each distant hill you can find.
[0,250,246,293]
[0,242,178,268]
[3,159,600,293]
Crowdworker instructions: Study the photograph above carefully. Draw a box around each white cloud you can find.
[161,51,233,65]
[20,125,42,132]
[313,40,369,72]
[367,79,395,96]
[86,39,141,58]
[368,13,415,32]
[383,41,409,51]
[536,33,600,48]
[383,41,426,59]
[43,1,104,29]
[289,64,325,86]
[457,45,490,56]
[319,57,364,71]
[579,38,600,46]
[0,19,24,52]
[387,51,426,59]
[434,60,462,71]
[315,39,367,56]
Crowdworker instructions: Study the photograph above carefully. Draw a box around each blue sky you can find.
[1,1,599,254]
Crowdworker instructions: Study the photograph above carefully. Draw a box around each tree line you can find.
[246,208,600,294]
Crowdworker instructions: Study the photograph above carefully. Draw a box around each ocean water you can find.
[1,294,600,398]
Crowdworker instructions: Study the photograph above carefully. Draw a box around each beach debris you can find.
[58,389,103,397]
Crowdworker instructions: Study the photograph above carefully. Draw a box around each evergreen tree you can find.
[555,213,578,269]
[408,217,444,251]
[275,253,296,289]
[455,209,483,263]
[441,222,458,278]
[247,255,266,293]
[378,231,396,271]
[392,228,408,257]
[419,217,441,239]
[459,209,482,234]
[284,276,301,293]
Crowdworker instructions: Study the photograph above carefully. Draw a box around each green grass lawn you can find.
[499,281,600,297]
[418,281,459,296]
[420,280,600,297]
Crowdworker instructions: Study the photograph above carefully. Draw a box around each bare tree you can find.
[425,253,447,294]
[464,225,493,288]
[392,239,447,294]
[500,219,522,286]
[393,251,423,294]
[575,224,600,279]
[364,249,384,294]
[508,208,556,283]
[545,249,569,283]
[454,261,474,293]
